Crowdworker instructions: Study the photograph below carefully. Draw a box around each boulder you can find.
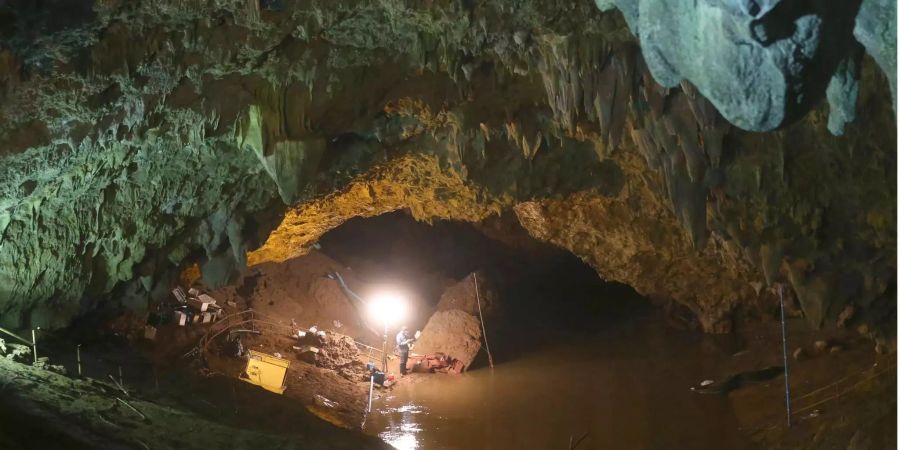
[435,272,497,318]
[414,309,482,371]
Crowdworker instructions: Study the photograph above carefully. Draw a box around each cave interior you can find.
[0,0,897,449]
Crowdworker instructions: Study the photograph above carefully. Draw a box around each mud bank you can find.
[0,355,389,450]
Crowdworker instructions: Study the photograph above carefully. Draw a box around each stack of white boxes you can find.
[172,289,224,326]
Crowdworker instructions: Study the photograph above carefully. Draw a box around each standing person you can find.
[396,326,414,375]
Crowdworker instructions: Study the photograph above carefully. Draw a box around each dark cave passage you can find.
[316,210,656,364]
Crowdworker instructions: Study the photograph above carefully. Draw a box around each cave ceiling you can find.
[0,0,895,335]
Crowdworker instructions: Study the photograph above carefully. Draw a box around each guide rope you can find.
[473,273,494,369]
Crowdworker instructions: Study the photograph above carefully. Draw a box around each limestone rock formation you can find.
[414,309,483,370]
[594,0,894,131]
[0,1,893,338]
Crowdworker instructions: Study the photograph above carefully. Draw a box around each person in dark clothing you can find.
[396,326,414,375]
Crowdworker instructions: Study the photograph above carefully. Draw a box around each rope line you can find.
[791,362,888,403]
[791,363,895,416]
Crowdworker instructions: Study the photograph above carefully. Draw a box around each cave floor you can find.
[0,354,390,450]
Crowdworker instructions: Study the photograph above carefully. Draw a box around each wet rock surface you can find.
[594,0,883,132]
[0,0,893,403]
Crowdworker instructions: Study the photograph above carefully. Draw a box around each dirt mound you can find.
[297,331,368,382]
[436,272,497,317]
[414,309,482,370]
[205,251,378,342]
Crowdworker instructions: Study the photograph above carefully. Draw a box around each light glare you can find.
[367,290,408,327]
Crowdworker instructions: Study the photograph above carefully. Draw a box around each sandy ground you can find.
[207,251,383,344]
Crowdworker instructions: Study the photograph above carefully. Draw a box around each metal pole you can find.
[118,365,124,388]
[473,273,494,369]
[382,324,388,372]
[31,329,37,363]
[76,344,82,377]
[778,285,792,427]
[367,375,375,412]
[0,326,33,346]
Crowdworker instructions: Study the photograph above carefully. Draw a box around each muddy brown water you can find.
[364,313,757,450]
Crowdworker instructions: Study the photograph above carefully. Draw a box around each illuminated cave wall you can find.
[0,0,894,335]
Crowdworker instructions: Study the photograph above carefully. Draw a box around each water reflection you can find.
[379,403,425,449]
[366,315,755,450]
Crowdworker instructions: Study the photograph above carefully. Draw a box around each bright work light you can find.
[367,288,409,372]
[367,290,408,327]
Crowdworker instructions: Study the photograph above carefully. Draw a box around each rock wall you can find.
[594,0,895,132]
[0,1,894,336]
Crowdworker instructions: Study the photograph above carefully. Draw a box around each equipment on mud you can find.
[240,350,291,394]
[405,352,465,375]
[366,363,389,386]
[166,286,223,327]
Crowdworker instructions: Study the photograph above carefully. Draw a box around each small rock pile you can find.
[0,338,32,363]
[296,332,367,381]
[0,338,67,374]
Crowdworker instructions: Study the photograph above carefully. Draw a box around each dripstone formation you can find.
[0,1,894,336]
